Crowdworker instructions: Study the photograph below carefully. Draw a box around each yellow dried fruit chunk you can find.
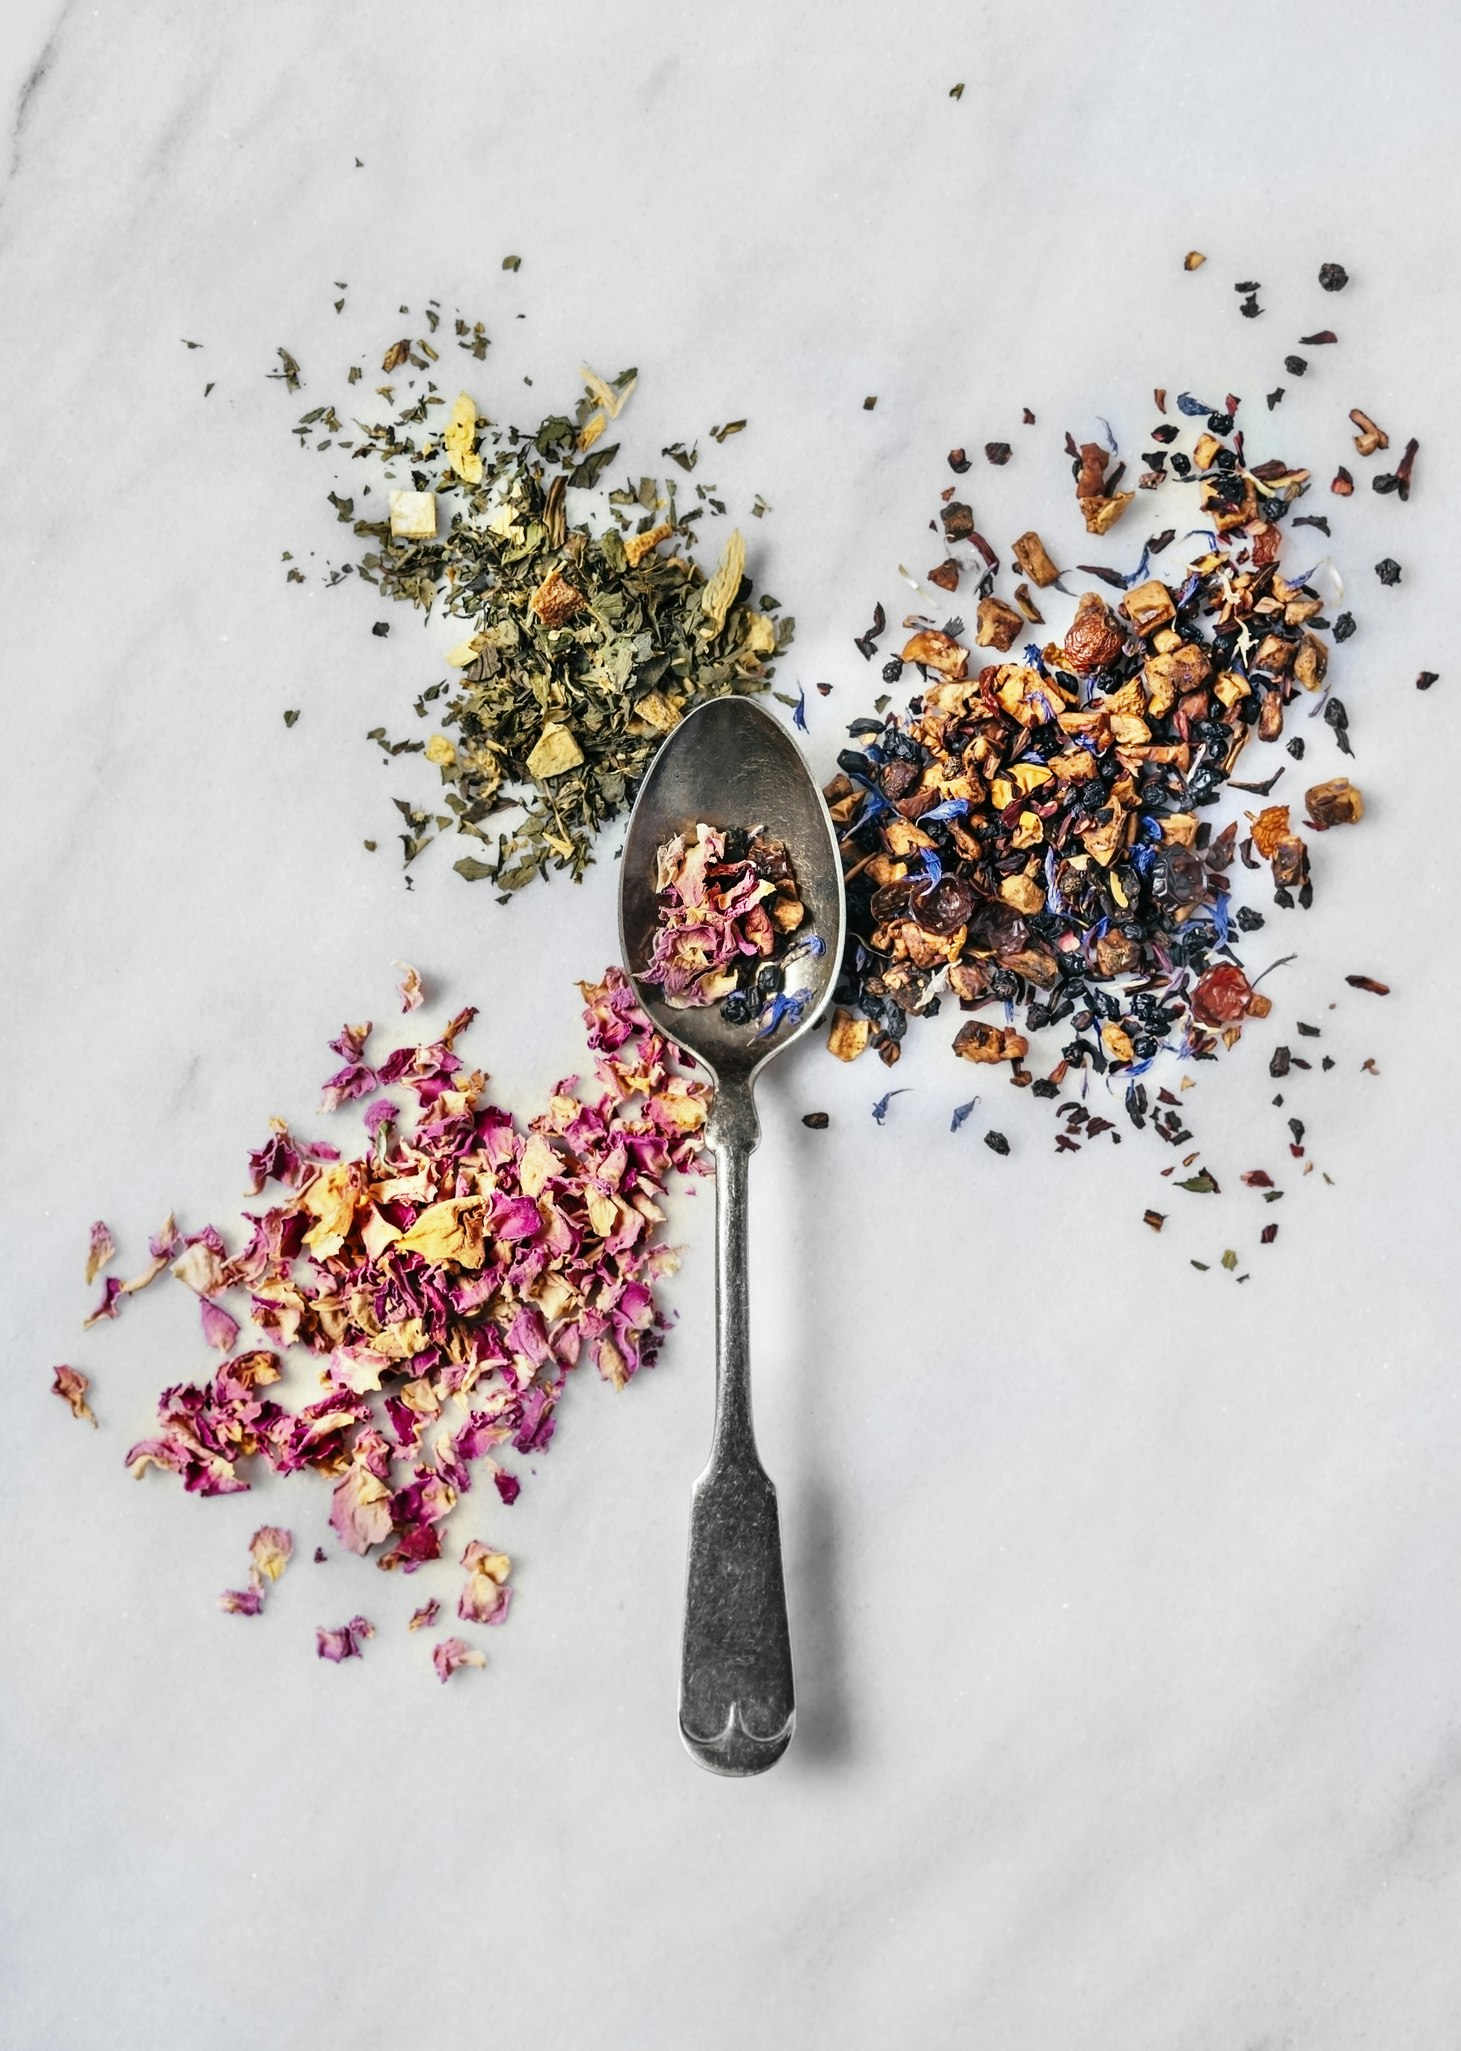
[389,490,437,540]
[633,690,681,734]
[1011,530,1060,587]
[827,1008,871,1062]
[442,393,483,484]
[999,872,1045,915]
[1080,492,1134,536]
[975,596,1023,651]
[701,527,746,635]
[1305,776,1364,826]
[625,522,672,567]
[529,567,584,627]
[953,1021,1028,1064]
[526,722,585,780]
[900,630,968,678]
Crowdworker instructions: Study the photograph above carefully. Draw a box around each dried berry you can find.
[985,442,1012,466]
[1319,262,1349,292]
[1417,671,1438,691]
[801,1111,831,1128]
[1375,559,1402,586]
[983,1130,1011,1156]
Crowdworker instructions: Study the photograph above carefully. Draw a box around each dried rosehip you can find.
[1192,963,1255,1027]
[1063,591,1124,673]
[1319,262,1349,291]
[912,874,977,936]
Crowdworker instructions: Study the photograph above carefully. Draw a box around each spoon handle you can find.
[679,1096,794,1775]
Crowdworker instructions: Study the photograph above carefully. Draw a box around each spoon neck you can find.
[706,1079,760,1159]
[707,1082,759,1466]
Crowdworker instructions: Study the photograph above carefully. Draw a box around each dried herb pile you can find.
[813,256,1424,1270]
[280,319,792,891]
[64,969,708,1676]
[829,386,1390,1087]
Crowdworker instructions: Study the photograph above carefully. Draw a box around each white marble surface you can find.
[5,3,1461,2045]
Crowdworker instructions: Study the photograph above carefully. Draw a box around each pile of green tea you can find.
[278,322,791,891]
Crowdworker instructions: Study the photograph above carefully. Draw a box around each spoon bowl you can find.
[618,694,844,1776]
[619,696,844,1086]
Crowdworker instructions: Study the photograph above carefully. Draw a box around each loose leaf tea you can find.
[821,382,1393,1100]
[640,824,815,1034]
[282,334,791,891]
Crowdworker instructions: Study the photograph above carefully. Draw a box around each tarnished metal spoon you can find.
[619,696,845,1777]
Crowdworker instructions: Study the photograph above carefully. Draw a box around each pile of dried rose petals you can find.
[67,968,709,1678]
[642,823,811,1032]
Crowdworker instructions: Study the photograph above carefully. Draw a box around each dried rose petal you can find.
[97,967,708,1674]
[219,1587,264,1616]
[52,1364,96,1427]
[249,1526,293,1584]
[85,1221,116,1287]
[433,1636,487,1682]
[316,1615,375,1662]
[396,963,425,1014]
[82,1277,123,1329]
[200,1298,240,1353]
[459,1539,512,1625]
[407,1598,441,1632]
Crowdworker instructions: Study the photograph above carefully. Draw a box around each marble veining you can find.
[3,2,1460,2046]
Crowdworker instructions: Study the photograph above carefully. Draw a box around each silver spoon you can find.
[619,695,845,1776]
